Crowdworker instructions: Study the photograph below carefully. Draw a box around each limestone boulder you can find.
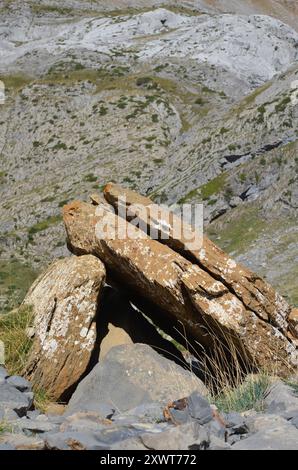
[23,255,106,400]
[67,343,208,414]
[103,183,292,336]
[63,199,297,376]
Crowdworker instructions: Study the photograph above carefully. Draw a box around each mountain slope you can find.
[0,2,297,312]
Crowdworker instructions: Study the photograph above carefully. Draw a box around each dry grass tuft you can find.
[0,305,34,375]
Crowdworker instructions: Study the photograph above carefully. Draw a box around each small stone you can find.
[0,383,31,417]
[225,411,246,429]
[140,421,209,450]
[188,392,213,425]
[24,391,34,408]
[168,407,190,425]
[26,410,40,420]
[232,423,298,450]
[209,435,231,450]
[0,407,19,421]
[7,376,32,392]
[113,403,165,426]
[0,433,45,450]
[207,419,226,440]
[45,403,66,416]
[13,418,58,434]
[264,381,298,414]
[44,431,108,450]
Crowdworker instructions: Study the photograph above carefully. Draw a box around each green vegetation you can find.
[28,215,62,237]
[33,388,53,413]
[0,305,33,375]
[0,260,37,314]
[200,173,227,200]
[233,82,271,114]
[214,374,270,413]
[0,74,33,93]
[52,142,67,151]
[195,97,205,105]
[208,207,266,255]
[256,104,266,123]
[30,4,73,16]
[275,96,291,113]
[84,173,97,183]
[178,173,227,204]
[99,105,108,116]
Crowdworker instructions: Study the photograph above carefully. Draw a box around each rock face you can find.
[23,255,106,400]
[104,183,292,336]
[67,344,207,414]
[63,198,297,376]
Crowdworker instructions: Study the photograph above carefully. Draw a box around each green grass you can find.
[208,207,266,255]
[28,215,61,237]
[30,4,73,16]
[0,74,33,92]
[178,173,228,204]
[214,374,270,413]
[200,173,227,200]
[84,173,97,183]
[0,305,33,375]
[0,260,37,314]
[33,388,53,413]
[0,421,13,435]
[275,96,291,113]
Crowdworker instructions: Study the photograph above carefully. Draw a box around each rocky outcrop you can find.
[103,183,292,336]
[23,255,106,400]
[63,196,298,376]
[67,344,208,414]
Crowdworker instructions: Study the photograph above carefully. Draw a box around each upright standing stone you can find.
[23,255,106,400]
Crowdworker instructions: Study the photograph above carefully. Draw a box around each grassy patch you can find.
[33,388,53,413]
[84,173,97,183]
[208,206,266,255]
[0,260,37,314]
[0,74,33,93]
[0,421,13,435]
[275,96,291,113]
[28,215,61,237]
[232,82,271,114]
[214,374,270,413]
[0,305,33,375]
[200,173,227,200]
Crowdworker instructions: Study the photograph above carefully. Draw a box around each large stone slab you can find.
[23,255,106,400]
[67,343,207,414]
[63,200,297,376]
[103,183,294,338]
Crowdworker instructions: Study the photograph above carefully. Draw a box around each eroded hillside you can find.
[0,1,297,312]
